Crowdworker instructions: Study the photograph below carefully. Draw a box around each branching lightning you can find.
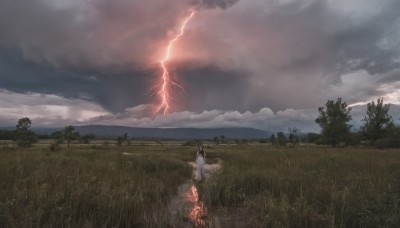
[154,10,195,116]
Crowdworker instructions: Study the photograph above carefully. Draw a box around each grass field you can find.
[1,143,400,227]
[203,145,400,227]
[0,144,193,227]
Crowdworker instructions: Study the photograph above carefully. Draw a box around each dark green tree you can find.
[288,127,299,145]
[50,131,65,144]
[117,136,123,146]
[270,134,276,145]
[277,132,287,146]
[361,97,393,143]
[0,130,15,140]
[81,134,95,144]
[306,133,321,143]
[117,133,128,146]
[220,135,225,144]
[63,125,80,149]
[315,98,352,147]
[213,136,220,145]
[15,117,38,147]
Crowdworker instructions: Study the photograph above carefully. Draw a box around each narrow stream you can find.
[168,179,208,226]
[168,161,221,227]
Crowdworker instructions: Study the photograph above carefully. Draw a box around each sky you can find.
[0,0,399,132]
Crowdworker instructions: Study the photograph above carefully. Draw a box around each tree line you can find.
[2,97,398,149]
[315,97,399,148]
[269,97,399,148]
[0,118,94,149]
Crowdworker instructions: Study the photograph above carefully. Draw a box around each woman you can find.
[196,146,206,181]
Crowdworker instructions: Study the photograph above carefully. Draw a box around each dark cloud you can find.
[186,0,400,110]
[0,0,191,71]
[175,65,251,112]
[0,50,150,112]
[193,0,241,9]
[0,0,399,121]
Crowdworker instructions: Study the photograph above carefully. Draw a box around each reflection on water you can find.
[188,185,207,225]
[168,180,208,226]
[168,161,221,227]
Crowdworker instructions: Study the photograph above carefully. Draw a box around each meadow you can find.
[1,142,400,227]
[0,144,194,227]
[203,145,400,227]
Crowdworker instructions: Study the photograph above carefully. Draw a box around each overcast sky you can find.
[0,0,399,132]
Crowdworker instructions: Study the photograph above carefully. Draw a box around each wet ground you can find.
[168,160,222,227]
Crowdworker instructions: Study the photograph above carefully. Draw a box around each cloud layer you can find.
[0,89,398,133]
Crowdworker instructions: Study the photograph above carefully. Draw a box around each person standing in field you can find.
[196,146,206,181]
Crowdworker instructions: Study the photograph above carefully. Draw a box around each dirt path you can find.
[168,159,222,227]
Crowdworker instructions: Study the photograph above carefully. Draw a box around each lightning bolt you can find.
[154,10,195,116]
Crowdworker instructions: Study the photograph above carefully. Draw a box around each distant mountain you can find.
[0,127,61,134]
[74,125,271,139]
[1,125,272,139]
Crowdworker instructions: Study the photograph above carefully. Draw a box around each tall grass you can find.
[202,146,400,227]
[2,144,400,227]
[0,145,192,227]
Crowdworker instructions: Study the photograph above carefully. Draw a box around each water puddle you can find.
[168,179,208,226]
[168,160,221,227]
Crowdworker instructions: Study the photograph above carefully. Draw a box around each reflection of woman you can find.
[196,146,206,181]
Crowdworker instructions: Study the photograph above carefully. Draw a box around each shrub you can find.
[374,137,400,149]
[49,143,61,152]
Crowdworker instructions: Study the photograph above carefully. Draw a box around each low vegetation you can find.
[0,145,192,227]
[202,145,400,227]
[1,143,400,227]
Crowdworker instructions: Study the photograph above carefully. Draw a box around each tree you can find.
[306,133,320,143]
[16,117,31,131]
[374,125,400,148]
[117,133,128,146]
[315,98,352,147]
[63,125,80,149]
[117,136,123,146]
[361,97,393,143]
[0,130,15,140]
[49,131,64,152]
[213,136,220,145]
[15,117,38,147]
[288,127,299,145]
[277,132,287,146]
[220,135,225,144]
[51,131,65,144]
[81,134,95,144]
[270,134,276,145]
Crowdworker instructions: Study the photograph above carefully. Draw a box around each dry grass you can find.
[0,145,192,227]
[202,145,400,227]
[1,144,400,227]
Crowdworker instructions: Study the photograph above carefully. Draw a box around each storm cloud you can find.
[194,0,241,9]
[0,0,399,129]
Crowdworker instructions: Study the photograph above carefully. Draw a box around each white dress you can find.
[196,154,205,181]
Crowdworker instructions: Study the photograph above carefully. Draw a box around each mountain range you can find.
[2,125,272,139]
[75,125,272,139]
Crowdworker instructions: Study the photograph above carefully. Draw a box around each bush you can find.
[259,139,268,144]
[182,140,201,146]
[374,137,400,149]
[49,143,61,152]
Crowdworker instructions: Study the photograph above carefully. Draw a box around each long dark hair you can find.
[199,150,205,157]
